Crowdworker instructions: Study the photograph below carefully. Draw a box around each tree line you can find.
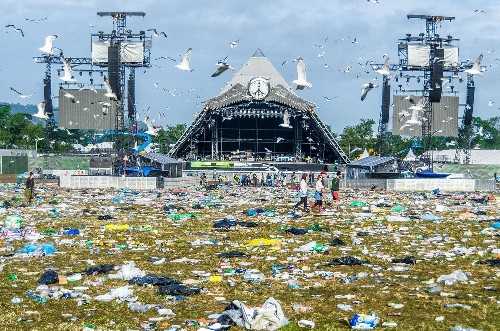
[1,104,499,157]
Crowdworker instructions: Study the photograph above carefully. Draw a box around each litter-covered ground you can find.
[0,182,499,331]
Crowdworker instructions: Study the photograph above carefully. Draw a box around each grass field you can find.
[0,183,498,331]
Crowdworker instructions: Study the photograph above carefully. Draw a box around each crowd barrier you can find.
[54,175,499,192]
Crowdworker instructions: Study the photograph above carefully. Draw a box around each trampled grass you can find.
[0,184,498,331]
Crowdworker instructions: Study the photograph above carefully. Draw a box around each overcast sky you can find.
[1,0,499,134]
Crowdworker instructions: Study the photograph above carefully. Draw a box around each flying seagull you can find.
[175,48,193,72]
[147,28,167,37]
[32,101,48,120]
[376,57,391,76]
[59,55,77,83]
[292,57,312,90]
[279,110,293,128]
[464,54,484,76]
[103,75,118,101]
[229,39,239,48]
[10,87,33,99]
[143,116,159,136]
[60,87,79,103]
[276,137,284,143]
[360,83,379,101]
[409,96,426,111]
[405,108,422,125]
[39,34,58,55]
[5,24,24,37]
[211,58,235,77]
[26,17,48,23]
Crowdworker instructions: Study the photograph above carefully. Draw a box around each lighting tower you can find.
[405,15,455,154]
[93,12,152,172]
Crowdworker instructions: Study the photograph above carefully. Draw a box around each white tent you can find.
[359,149,370,159]
[403,148,417,162]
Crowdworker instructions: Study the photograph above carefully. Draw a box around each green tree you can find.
[339,118,377,158]
[155,124,187,153]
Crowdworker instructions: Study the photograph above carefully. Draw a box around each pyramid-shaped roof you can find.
[220,49,292,94]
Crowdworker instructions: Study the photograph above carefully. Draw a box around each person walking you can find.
[293,173,309,211]
[25,172,35,205]
[330,171,341,202]
[310,170,326,213]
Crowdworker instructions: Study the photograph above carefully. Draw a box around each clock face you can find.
[248,77,270,100]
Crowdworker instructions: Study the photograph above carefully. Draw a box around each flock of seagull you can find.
[4,7,491,139]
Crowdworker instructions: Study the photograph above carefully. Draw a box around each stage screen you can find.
[442,45,459,67]
[58,89,117,130]
[407,44,430,67]
[392,95,459,137]
[92,41,144,64]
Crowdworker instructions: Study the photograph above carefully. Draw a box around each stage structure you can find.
[168,50,349,164]
[35,12,152,172]
[371,14,485,164]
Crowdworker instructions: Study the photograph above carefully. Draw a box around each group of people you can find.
[293,170,342,213]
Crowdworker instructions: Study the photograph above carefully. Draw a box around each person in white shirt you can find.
[293,173,309,211]
[310,170,326,213]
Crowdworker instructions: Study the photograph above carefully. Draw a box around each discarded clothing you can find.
[218,297,289,331]
[325,256,369,266]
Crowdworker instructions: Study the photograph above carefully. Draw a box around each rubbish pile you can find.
[0,182,498,330]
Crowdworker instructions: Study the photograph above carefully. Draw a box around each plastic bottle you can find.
[382,322,398,327]
[390,266,411,272]
[11,297,23,304]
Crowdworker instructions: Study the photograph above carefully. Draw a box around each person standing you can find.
[293,173,309,211]
[25,172,35,204]
[310,170,326,213]
[330,171,341,202]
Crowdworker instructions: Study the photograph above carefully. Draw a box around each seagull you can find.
[376,57,391,76]
[398,109,409,122]
[147,28,167,37]
[26,17,48,23]
[264,147,272,153]
[464,54,484,76]
[229,39,239,48]
[292,57,312,90]
[276,137,284,143]
[59,55,77,83]
[360,83,378,101]
[279,110,293,128]
[32,101,48,120]
[488,100,494,107]
[409,96,426,111]
[5,24,24,37]
[175,48,193,72]
[103,75,118,101]
[211,59,235,77]
[10,87,33,99]
[39,34,58,55]
[143,116,159,136]
[405,108,422,125]
[60,87,79,103]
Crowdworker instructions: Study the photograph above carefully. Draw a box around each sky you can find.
[1,0,499,135]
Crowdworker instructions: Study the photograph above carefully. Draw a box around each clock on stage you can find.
[248,77,270,100]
